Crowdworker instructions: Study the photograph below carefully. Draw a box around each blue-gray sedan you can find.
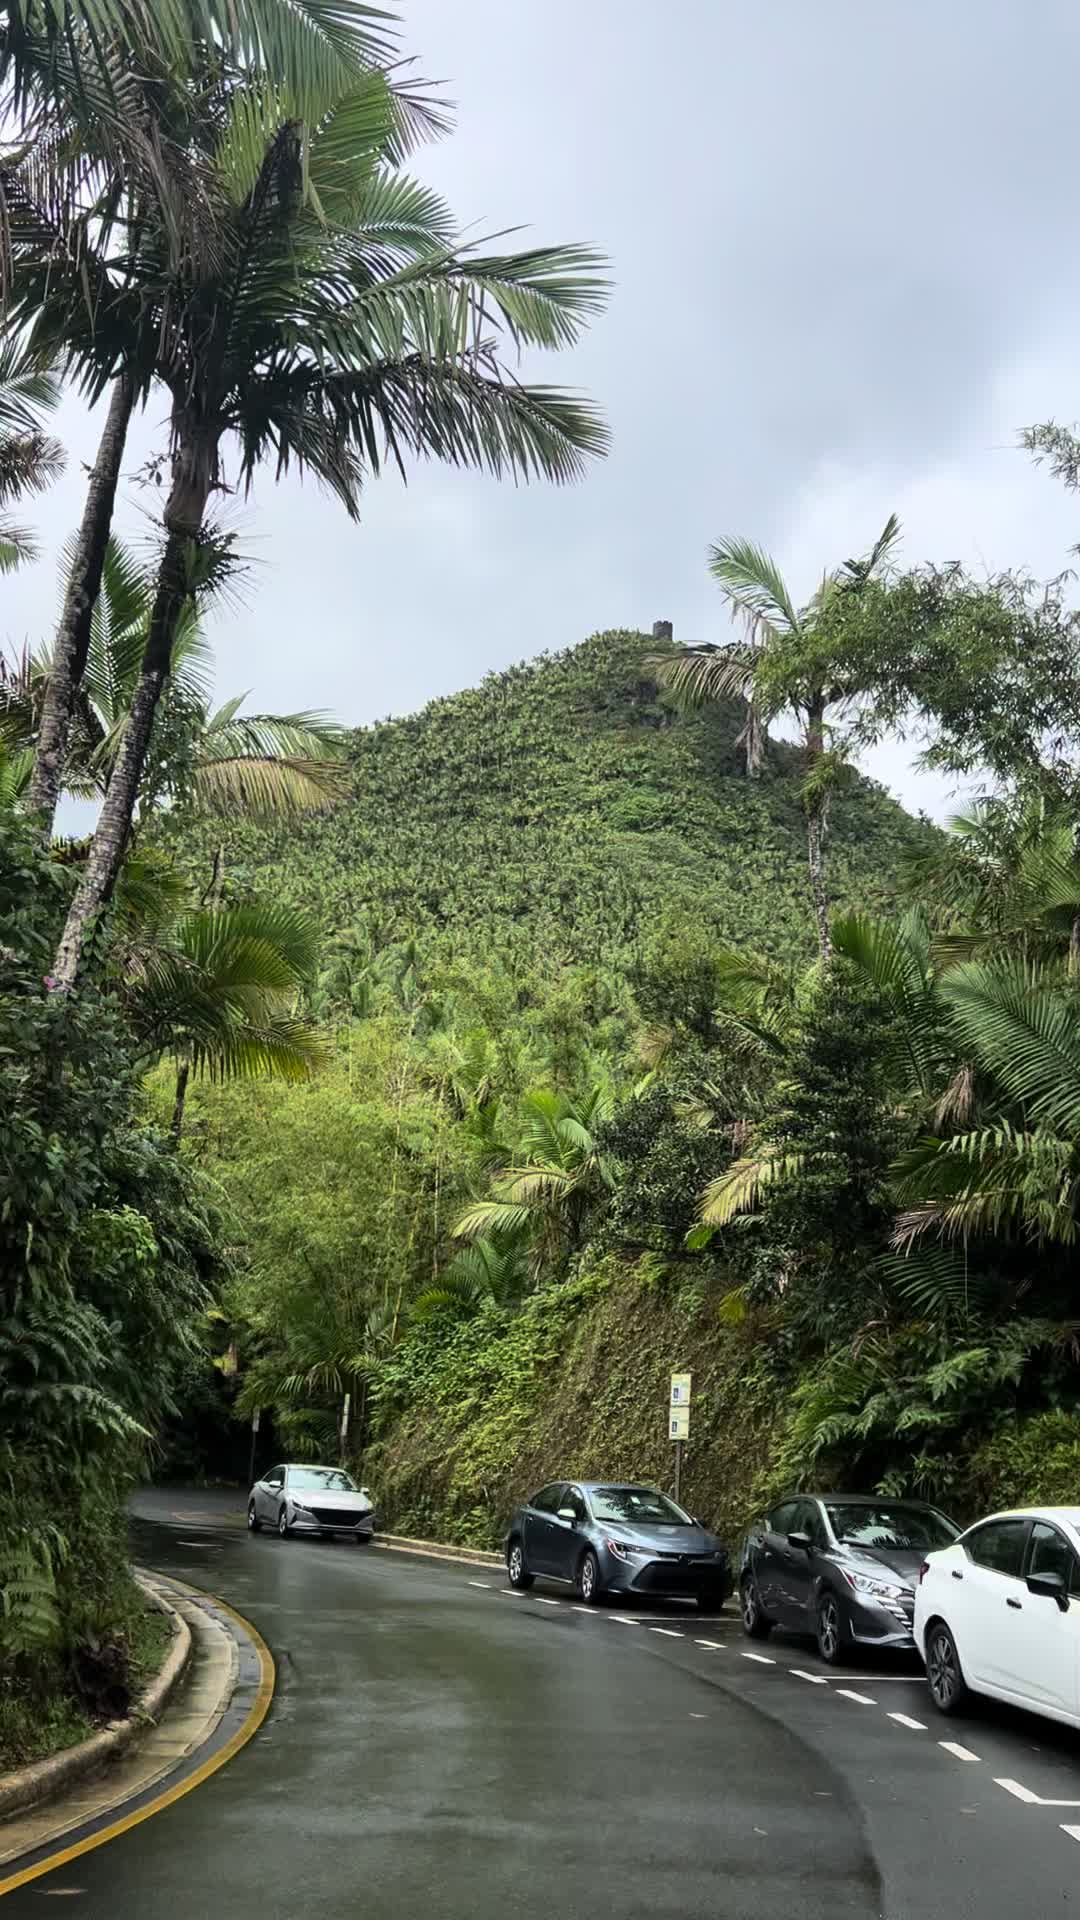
[504,1481,731,1608]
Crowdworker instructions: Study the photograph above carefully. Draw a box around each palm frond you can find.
[699,1146,804,1228]
[707,535,804,637]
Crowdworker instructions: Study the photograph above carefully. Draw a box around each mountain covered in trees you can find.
[172,628,926,973]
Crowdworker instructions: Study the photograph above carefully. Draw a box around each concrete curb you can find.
[0,1575,192,1823]
[374,1532,502,1570]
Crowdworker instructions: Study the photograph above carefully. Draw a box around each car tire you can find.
[740,1576,773,1639]
[247,1500,261,1533]
[577,1549,604,1606]
[277,1505,292,1539]
[816,1591,847,1665]
[506,1538,535,1590]
[925,1621,968,1715]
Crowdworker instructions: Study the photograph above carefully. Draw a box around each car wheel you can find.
[247,1500,261,1533]
[506,1538,534,1590]
[577,1549,603,1606]
[816,1591,846,1665]
[925,1622,968,1715]
[740,1576,773,1639]
[277,1505,291,1539]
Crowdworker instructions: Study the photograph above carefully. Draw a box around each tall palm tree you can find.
[6,1,433,832]
[40,72,607,987]
[648,518,901,959]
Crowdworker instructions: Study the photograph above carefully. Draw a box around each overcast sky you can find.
[11,0,1080,827]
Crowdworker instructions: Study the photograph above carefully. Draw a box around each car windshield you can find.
[825,1503,958,1551]
[288,1468,358,1493]
[589,1486,694,1527]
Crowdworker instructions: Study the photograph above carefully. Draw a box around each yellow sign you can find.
[670,1372,692,1407]
[669,1407,690,1441]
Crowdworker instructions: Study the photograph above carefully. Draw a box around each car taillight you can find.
[918,1559,930,1585]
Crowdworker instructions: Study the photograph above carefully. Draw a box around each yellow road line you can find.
[0,1574,275,1901]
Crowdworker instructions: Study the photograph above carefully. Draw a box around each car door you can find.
[523,1485,567,1573]
[783,1498,826,1625]
[756,1501,800,1620]
[955,1516,1031,1690]
[999,1520,1080,1714]
[258,1465,285,1520]
[547,1485,587,1580]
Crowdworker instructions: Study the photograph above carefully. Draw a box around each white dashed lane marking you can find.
[500,1588,523,1597]
[740,1652,775,1665]
[835,1689,877,1705]
[695,1639,725,1650]
[1062,1826,1080,1844]
[790,1669,828,1684]
[996,1779,1080,1808]
[649,1628,685,1638]
[939,1742,980,1762]
[534,1597,561,1607]
[610,1615,639,1626]
[467,1580,491,1589]
[888,1713,927,1731]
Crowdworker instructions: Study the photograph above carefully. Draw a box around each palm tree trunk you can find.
[1071,912,1080,978]
[52,437,213,989]
[805,694,831,961]
[170,1058,191,1144]
[28,375,135,833]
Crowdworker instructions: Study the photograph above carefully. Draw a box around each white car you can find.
[248,1463,376,1541]
[914,1506,1080,1726]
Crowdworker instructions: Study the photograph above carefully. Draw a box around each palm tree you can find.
[122,896,327,1142]
[41,71,607,987]
[1,536,348,824]
[453,1084,617,1280]
[648,517,901,959]
[6,1,431,833]
[0,341,63,573]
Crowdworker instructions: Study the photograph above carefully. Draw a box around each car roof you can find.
[966,1506,1080,1525]
[283,1462,350,1472]
[791,1493,943,1507]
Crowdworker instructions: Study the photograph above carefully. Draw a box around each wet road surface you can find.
[8,1489,1080,1917]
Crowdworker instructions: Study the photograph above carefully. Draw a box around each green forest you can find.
[5,0,1080,1775]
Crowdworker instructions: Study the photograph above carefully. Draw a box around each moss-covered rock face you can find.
[370,1259,783,1551]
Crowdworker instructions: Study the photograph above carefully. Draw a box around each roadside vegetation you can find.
[4,0,1080,1771]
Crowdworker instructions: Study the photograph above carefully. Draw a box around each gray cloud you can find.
[8,0,1080,827]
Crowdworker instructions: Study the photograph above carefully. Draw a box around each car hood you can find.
[290,1489,373,1511]
[834,1545,922,1588]
[597,1522,723,1555]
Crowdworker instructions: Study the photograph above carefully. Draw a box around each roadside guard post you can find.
[669,1372,691,1502]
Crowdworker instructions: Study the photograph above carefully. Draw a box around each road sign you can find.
[669,1407,690,1441]
[670,1372,692,1407]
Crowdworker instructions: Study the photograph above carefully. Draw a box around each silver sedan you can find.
[248,1463,376,1542]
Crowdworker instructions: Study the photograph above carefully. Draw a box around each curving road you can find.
[8,1489,1080,1917]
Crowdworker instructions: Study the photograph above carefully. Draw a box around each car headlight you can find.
[841,1570,909,1602]
[291,1500,310,1514]
[605,1538,649,1561]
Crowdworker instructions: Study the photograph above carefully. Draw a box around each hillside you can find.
[186,628,927,968]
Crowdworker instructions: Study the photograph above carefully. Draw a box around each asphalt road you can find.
[9,1490,1080,1917]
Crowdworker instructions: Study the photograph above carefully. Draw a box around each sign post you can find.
[339,1392,351,1464]
[247,1405,261,1487]
[669,1373,691,1504]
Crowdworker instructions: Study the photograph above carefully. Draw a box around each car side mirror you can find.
[557,1508,578,1524]
[1027,1569,1070,1611]
[787,1530,813,1553]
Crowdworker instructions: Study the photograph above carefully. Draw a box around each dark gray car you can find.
[504,1481,731,1608]
[738,1494,959,1662]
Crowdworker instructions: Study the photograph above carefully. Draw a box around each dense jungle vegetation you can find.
[4,0,1080,1777]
